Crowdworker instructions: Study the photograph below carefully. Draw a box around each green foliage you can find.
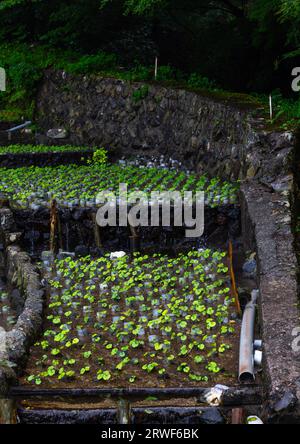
[187,73,219,91]
[249,0,300,60]
[0,162,239,208]
[0,0,31,11]
[66,53,117,74]
[271,92,300,129]
[132,85,149,102]
[253,90,300,128]
[0,0,299,125]
[0,43,71,119]
[89,148,108,168]
[101,0,166,16]
[26,249,236,386]
[155,65,175,82]
[0,144,96,154]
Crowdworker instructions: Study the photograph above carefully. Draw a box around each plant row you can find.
[0,144,96,155]
[0,163,239,209]
[25,249,238,386]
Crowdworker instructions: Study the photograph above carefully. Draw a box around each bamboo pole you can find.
[229,240,242,317]
[154,57,158,80]
[0,399,17,424]
[91,212,102,248]
[50,199,58,254]
[269,94,273,120]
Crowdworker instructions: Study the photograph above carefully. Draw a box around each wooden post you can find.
[269,94,273,121]
[128,214,140,253]
[231,407,245,424]
[91,212,102,248]
[0,398,17,424]
[117,399,131,424]
[154,57,158,80]
[228,240,242,317]
[50,199,58,254]
[57,212,63,251]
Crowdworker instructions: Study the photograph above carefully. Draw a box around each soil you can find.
[20,252,241,389]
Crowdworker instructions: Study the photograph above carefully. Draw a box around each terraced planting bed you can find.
[0,144,273,423]
[0,144,96,155]
[0,144,96,169]
[0,162,238,210]
[22,249,239,389]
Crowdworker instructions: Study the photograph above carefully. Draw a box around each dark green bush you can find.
[66,53,117,74]
[187,73,218,91]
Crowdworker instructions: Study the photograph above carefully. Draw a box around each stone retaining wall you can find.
[0,72,298,420]
[241,182,300,422]
[0,207,44,396]
[0,151,93,168]
[36,70,294,187]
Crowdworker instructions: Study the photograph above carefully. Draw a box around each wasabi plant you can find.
[0,163,238,209]
[25,249,238,386]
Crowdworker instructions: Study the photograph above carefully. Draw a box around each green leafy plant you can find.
[132,85,149,102]
[88,148,108,168]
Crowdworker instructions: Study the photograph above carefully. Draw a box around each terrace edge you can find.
[36,72,300,420]
[0,206,44,396]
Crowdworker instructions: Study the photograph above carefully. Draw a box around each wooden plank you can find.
[9,385,263,406]
[231,407,245,424]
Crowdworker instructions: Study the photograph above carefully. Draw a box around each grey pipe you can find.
[239,290,259,382]
[6,121,31,132]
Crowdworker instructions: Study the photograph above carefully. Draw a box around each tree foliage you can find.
[0,0,299,92]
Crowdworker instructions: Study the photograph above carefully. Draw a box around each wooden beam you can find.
[9,385,263,406]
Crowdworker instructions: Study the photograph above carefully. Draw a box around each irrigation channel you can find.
[0,126,298,424]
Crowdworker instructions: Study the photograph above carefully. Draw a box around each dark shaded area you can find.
[0,0,299,94]
[12,204,240,258]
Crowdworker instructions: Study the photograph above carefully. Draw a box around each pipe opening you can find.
[239,372,255,383]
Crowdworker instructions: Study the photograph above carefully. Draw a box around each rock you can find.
[0,209,15,231]
[72,209,85,221]
[75,245,89,258]
[271,175,293,193]
[0,366,17,397]
[10,289,24,315]
[46,128,68,139]
[89,247,104,257]
[110,251,126,260]
[243,259,257,278]
[274,391,297,413]
[246,165,258,179]
[56,251,75,261]
[200,408,225,424]
[7,232,22,245]
[41,251,55,262]
[191,136,198,149]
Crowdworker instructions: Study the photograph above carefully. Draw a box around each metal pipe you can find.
[6,121,31,133]
[238,290,259,382]
[254,350,263,366]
